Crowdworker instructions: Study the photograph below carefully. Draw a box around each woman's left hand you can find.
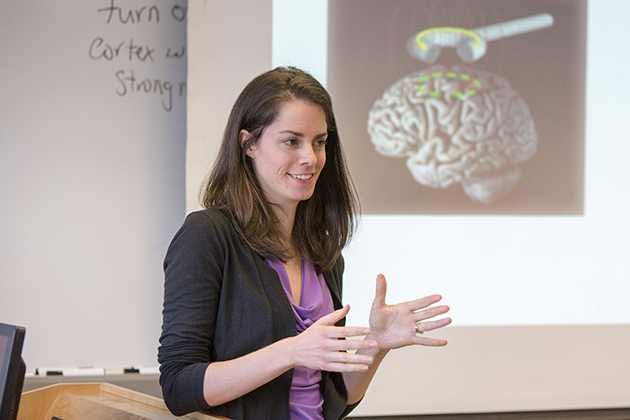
[368,274,452,350]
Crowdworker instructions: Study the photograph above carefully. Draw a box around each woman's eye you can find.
[314,139,327,148]
[284,138,298,146]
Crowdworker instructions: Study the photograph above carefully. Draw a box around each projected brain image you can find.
[368,65,537,204]
[367,14,553,204]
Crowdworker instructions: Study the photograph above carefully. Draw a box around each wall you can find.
[185,0,273,211]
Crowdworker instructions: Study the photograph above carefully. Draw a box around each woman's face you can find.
[243,100,328,215]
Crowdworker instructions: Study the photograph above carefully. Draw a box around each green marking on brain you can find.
[416,71,484,100]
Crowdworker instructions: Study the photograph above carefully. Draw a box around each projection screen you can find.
[188,0,630,415]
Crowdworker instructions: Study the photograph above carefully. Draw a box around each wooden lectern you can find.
[17,382,227,420]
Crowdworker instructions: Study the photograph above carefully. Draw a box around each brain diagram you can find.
[367,14,552,204]
[368,65,537,204]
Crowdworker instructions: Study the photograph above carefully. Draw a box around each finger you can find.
[316,305,350,326]
[333,338,378,351]
[325,362,370,373]
[371,274,387,311]
[412,336,449,347]
[407,294,443,312]
[326,350,374,365]
[413,305,450,322]
[324,352,374,371]
[325,326,372,339]
[415,317,452,334]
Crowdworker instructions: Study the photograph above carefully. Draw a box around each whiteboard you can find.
[0,1,187,370]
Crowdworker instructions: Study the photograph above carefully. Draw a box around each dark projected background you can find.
[328,0,586,215]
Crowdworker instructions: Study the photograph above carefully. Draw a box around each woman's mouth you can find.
[289,173,313,181]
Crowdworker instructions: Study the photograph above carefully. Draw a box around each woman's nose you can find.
[300,144,317,165]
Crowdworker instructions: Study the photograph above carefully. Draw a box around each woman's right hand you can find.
[286,305,378,372]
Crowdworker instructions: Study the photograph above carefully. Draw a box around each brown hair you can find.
[201,67,358,273]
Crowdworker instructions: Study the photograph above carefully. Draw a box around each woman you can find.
[158,67,451,420]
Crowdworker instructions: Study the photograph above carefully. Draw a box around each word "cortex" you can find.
[90,38,156,62]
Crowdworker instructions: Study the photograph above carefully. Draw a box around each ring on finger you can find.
[415,323,424,335]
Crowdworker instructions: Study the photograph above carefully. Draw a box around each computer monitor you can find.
[0,323,26,420]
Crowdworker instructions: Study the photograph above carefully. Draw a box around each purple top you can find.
[266,258,334,420]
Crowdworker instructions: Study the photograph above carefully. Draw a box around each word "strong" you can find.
[115,69,186,112]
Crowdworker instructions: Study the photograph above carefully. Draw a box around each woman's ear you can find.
[240,129,255,157]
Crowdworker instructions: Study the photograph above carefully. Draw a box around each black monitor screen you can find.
[0,323,26,420]
[0,335,8,382]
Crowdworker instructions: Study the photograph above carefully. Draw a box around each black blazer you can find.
[158,209,356,419]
